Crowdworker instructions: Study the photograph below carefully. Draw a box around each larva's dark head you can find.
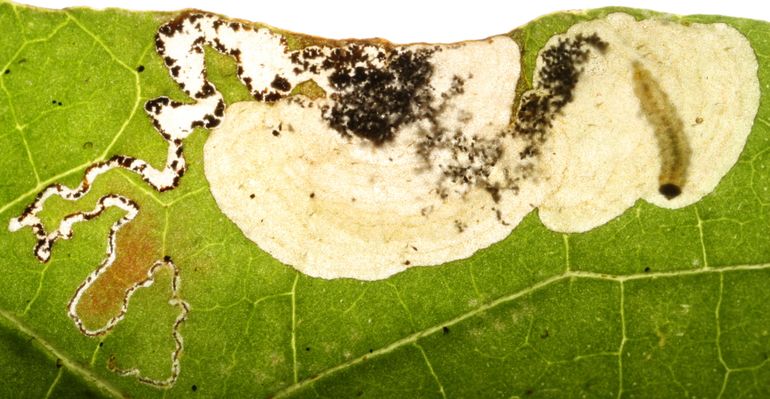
[659,183,682,199]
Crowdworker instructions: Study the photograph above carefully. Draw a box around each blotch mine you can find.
[531,13,759,232]
[205,36,525,280]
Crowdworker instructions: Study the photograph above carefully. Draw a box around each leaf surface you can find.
[0,3,769,398]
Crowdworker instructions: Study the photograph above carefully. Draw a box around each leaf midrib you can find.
[0,308,125,398]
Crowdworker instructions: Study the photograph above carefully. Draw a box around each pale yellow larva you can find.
[631,61,692,199]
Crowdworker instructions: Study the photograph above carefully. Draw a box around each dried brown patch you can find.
[75,210,163,330]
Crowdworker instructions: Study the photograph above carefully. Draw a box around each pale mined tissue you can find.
[205,37,525,280]
[204,13,759,280]
[10,12,760,283]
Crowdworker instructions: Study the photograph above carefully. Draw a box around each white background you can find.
[15,1,770,43]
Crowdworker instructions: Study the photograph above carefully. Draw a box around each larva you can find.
[631,60,691,199]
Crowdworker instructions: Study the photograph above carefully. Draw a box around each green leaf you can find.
[1,3,769,398]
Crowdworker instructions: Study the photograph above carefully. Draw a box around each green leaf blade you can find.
[0,4,769,398]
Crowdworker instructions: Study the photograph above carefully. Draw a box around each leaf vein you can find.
[0,309,125,398]
[414,343,447,399]
[290,272,299,384]
[271,262,770,398]
[43,368,63,399]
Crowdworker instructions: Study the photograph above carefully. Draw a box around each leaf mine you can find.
[201,20,529,280]
[528,13,759,233]
[205,13,759,279]
[2,10,762,391]
[7,11,760,282]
